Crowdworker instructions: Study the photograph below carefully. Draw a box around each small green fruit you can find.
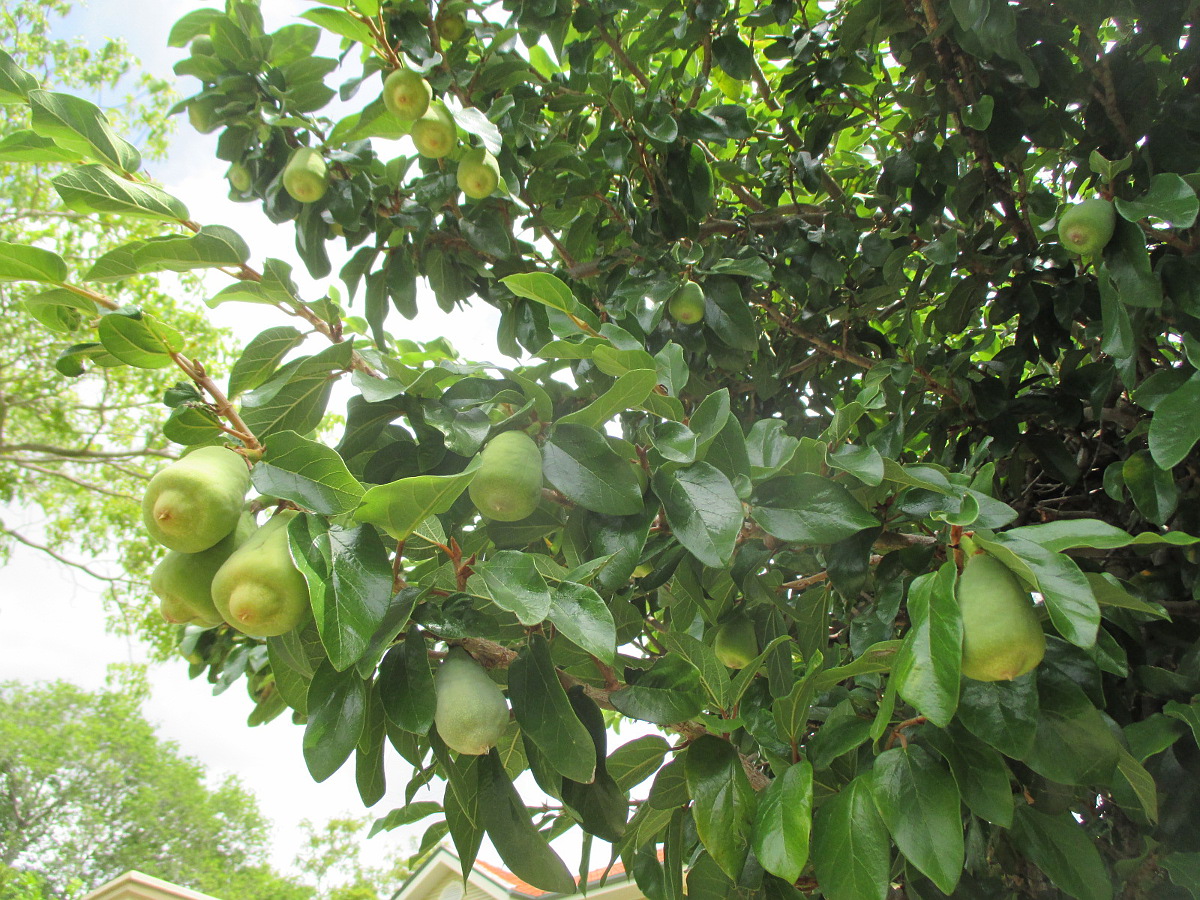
[456,148,500,199]
[190,35,215,57]
[1057,198,1116,256]
[211,510,310,638]
[434,648,509,755]
[713,614,758,669]
[410,102,457,159]
[958,551,1046,682]
[469,430,543,522]
[142,446,251,553]
[152,514,257,627]
[187,97,221,134]
[668,280,705,324]
[282,147,328,203]
[382,68,432,120]
[226,161,252,192]
[437,10,467,40]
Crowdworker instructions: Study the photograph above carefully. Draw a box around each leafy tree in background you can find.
[295,817,413,900]
[4,0,1200,898]
[0,0,230,659]
[0,675,311,900]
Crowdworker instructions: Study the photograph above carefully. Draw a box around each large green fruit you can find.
[382,68,432,120]
[282,147,328,203]
[456,148,500,199]
[142,446,251,553]
[1057,198,1116,256]
[468,430,542,522]
[410,102,457,159]
[152,514,257,627]
[211,510,310,638]
[958,551,1046,682]
[434,648,509,755]
[713,614,758,669]
[668,280,705,324]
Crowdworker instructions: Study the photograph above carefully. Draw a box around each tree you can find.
[294,817,413,900]
[1,0,1199,897]
[0,675,311,900]
[0,0,231,659]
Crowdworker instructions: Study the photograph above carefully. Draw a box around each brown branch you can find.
[0,524,137,585]
[169,353,262,453]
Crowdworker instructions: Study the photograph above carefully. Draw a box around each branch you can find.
[0,442,172,460]
[0,524,135,585]
[6,460,138,501]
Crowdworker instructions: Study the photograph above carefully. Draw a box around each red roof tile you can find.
[474,852,652,898]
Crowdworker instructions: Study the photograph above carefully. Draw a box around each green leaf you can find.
[870,745,963,894]
[1023,682,1120,786]
[610,655,706,725]
[84,225,250,281]
[751,474,878,544]
[659,632,730,711]
[559,369,658,428]
[1008,518,1200,553]
[543,423,644,515]
[28,89,141,173]
[356,685,386,806]
[1115,747,1158,824]
[1122,449,1178,524]
[892,563,961,727]
[653,462,742,567]
[812,775,890,900]
[302,661,368,782]
[811,640,902,691]
[96,309,181,368]
[378,627,435,735]
[228,326,305,398]
[508,635,597,784]
[0,129,81,163]
[470,550,553,625]
[369,800,443,838]
[1148,373,1200,469]
[685,735,755,880]
[926,725,1014,827]
[1009,805,1113,900]
[477,750,577,894]
[752,760,813,883]
[547,581,617,664]
[957,675,1039,759]
[52,164,188,221]
[501,272,600,331]
[607,735,671,792]
[354,469,477,541]
[561,687,628,842]
[253,431,364,515]
[1114,172,1199,228]
[0,48,39,103]
[299,7,375,43]
[0,241,68,284]
[209,258,301,307]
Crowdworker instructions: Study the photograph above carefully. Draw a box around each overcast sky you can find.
[0,0,541,884]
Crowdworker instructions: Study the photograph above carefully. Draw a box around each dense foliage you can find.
[3,0,1200,897]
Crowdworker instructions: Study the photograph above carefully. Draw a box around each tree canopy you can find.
[2,0,1200,898]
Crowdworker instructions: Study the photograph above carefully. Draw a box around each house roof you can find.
[473,858,633,898]
[82,871,225,900]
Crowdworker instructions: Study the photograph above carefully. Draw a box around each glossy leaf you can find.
[653,461,742,567]
[685,735,755,880]
[893,563,961,727]
[752,759,813,883]
[253,430,365,515]
[751,474,878,544]
[812,776,890,900]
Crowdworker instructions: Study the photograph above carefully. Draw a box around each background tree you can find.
[294,817,413,900]
[2,0,1200,898]
[0,0,231,658]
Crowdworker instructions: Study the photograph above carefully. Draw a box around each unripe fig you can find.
[282,147,328,204]
[410,102,457,159]
[226,161,252,193]
[211,510,310,638]
[456,148,500,199]
[152,513,257,627]
[142,446,251,553]
[468,430,542,522]
[668,280,705,324]
[713,614,758,669]
[958,551,1046,682]
[434,648,509,755]
[437,10,467,41]
[1057,198,1116,256]
[382,68,432,120]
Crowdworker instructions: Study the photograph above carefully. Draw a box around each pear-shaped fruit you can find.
[668,280,705,324]
[1057,198,1116,256]
[714,614,758,669]
[958,551,1046,682]
[211,510,310,638]
[382,68,432,120]
[282,147,328,203]
[142,446,251,553]
[437,10,467,40]
[456,148,500,199]
[468,430,542,522]
[434,648,509,755]
[410,102,457,159]
[152,513,257,627]
[226,161,252,193]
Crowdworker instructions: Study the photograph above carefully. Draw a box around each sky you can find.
[0,0,567,887]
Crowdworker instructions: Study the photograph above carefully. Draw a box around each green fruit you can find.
[226,161,252,193]
[187,97,221,134]
[211,510,310,638]
[437,10,467,40]
[668,280,705,324]
[469,430,543,522]
[713,614,758,669]
[456,148,500,199]
[190,35,215,57]
[434,648,509,755]
[410,102,457,159]
[958,551,1046,682]
[142,446,251,553]
[152,514,257,627]
[282,147,328,203]
[382,68,432,120]
[1057,198,1116,256]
